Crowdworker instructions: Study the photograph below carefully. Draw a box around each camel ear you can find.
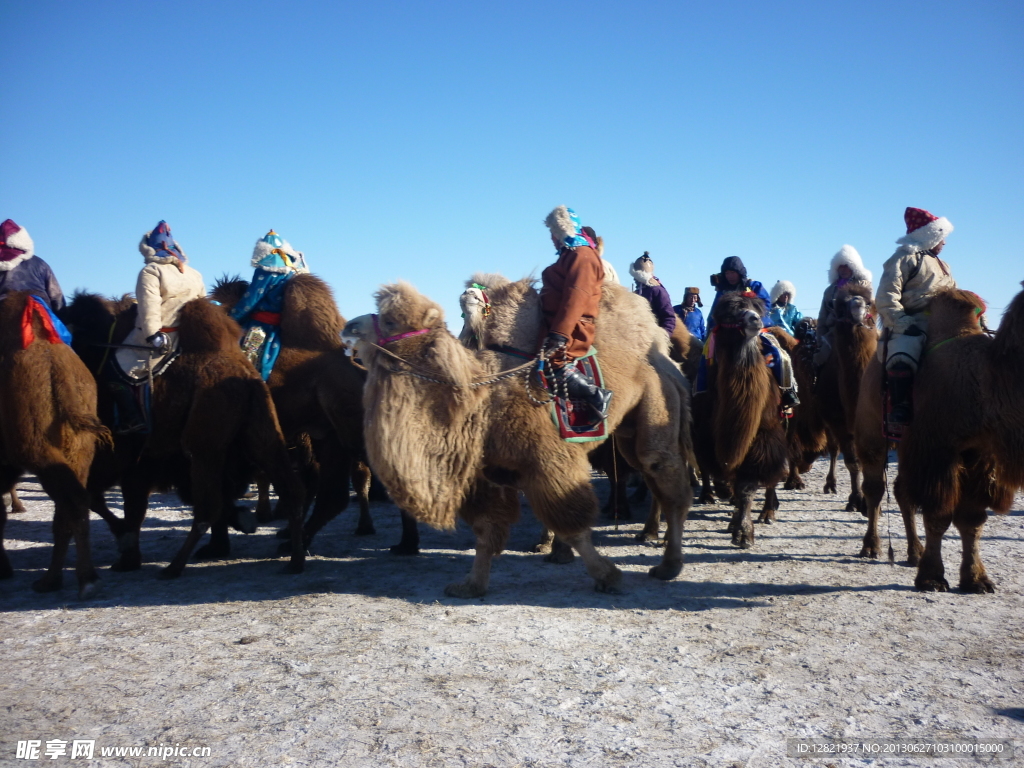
[424,306,442,327]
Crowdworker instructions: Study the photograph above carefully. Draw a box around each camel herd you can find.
[1,274,1022,599]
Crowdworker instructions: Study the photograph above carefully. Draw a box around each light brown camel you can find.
[692,292,788,548]
[62,292,306,579]
[458,273,694,546]
[0,291,111,597]
[209,275,384,549]
[898,286,1024,592]
[345,280,692,597]
[816,283,875,512]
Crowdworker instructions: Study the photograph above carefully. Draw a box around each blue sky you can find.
[3,0,1022,326]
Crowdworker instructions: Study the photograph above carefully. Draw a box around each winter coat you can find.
[115,258,206,379]
[769,303,803,336]
[876,245,956,334]
[540,245,605,359]
[633,280,677,335]
[674,305,706,342]
[0,255,65,313]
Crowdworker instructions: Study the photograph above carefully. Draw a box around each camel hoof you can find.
[354,522,376,536]
[31,575,63,593]
[959,577,995,594]
[594,573,624,594]
[77,579,101,600]
[445,580,486,598]
[907,550,922,567]
[648,560,683,581]
[915,577,949,592]
[110,553,142,572]
[116,532,139,554]
[390,542,420,556]
[823,482,837,495]
[194,542,230,561]
[857,547,879,560]
[532,543,553,555]
[695,493,715,505]
[634,530,660,543]
[282,559,305,575]
[157,566,182,580]
[543,549,575,565]
[233,509,258,535]
[757,517,774,525]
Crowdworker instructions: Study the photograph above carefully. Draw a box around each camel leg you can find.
[194,520,231,560]
[823,449,838,495]
[9,487,26,513]
[783,461,804,491]
[696,469,715,505]
[636,498,662,543]
[33,464,98,597]
[645,469,691,581]
[914,504,952,592]
[390,509,421,556]
[841,437,866,515]
[544,535,576,564]
[160,449,224,580]
[953,493,994,594]
[351,461,375,536]
[730,482,756,549]
[254,475,274,523]
[110,475,150,572]
[0,465,19,579]
[533,526,555,555]
[757,484,780,524]
[561,529,622,593]
[893,473,923,566]
[445,483,517,598]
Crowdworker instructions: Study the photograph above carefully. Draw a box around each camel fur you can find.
[896,286,1024,592]
[692,292,788,548]
[210,275,381,549]
[62,292,306,579]
[781,317,832,492]
[0,291,111,598]
[346,279,691,597]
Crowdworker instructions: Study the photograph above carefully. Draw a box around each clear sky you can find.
[3,0,1022,327]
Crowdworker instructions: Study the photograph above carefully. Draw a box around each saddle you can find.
[539,351,608,443]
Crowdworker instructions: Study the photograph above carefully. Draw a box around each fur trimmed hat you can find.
[139,220,187,265]
[828,244,872,285]
[684,287,702,307]
[544,205,594,249]
[251,230,308,274]
[0,219,34,271]
[896,207,953,251]
[629,251,658,286]
[770,280,796,304]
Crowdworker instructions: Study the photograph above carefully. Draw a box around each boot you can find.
[780,387,800,408]
[107,381,147,435]
[887,363,914,428]
[561,366,613,421]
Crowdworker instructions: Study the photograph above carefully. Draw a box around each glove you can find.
[542,332,569,358]
[147,331,169,349]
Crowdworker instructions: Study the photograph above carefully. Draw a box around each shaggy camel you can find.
[62,293,306,578]
[815,284,875,512]
[781,317,831,491]
[898,286,1024,592]
[0,291,111,597]
[692,292,788,548]
[458,274,694,546]
[209,275,391,550]
[346,280,692,597]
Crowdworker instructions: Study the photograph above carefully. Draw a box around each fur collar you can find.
[629,262,660,287]
[770,280,796,303]
[828,244,872,285]
[0,251,33,272]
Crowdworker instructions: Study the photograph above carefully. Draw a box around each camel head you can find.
[712,292,765,343]
[834,283,876,328]
[792,316,817,343]
[343,281,446,360]
[458,273,512,350]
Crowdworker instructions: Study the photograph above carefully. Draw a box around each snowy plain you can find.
[2,459,1023,768]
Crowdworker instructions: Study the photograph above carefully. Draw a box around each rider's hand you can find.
[542,332,568,358]
[147,331,169,349]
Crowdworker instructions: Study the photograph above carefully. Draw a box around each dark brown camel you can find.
[0,291,111,597]
[208,276,421,553]
[62,292,306,578]
[692,292,788,547]
[898,286,1024,592]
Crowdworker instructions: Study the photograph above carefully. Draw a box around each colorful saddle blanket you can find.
[542,350,608,443]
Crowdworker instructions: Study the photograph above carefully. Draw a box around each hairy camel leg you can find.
[8,487,26,513]
[840,435,867,515]
[914,504,952,592]
[0,464,20,579]
[545,535,576,563]
[444,485,517,598]
[823,449,839,495]
[952,495,994,593]
[730,482,757,549]
[159,449,224,580]
[857,449,886,560]
[757,483,780,524]
[110,474,151,572]
[645,469,691,580]
[783,460,805,491]
[195,520,232,560]
[636,498,662,543]
[351,460,375,535]
[33,463,98,597]
[892,473,923,565]
[533,526,556,555]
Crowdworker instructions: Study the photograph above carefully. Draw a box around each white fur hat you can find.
[828,245,872,285]
[896,207,953,251]
[0,219,34,272]
[770,280,796,303]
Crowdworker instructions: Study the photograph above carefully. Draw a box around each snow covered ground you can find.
[2,460,1023,767]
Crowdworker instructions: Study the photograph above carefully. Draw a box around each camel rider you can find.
[769,280,802,336]
[229,230,308,380]
[813,245,873,368]
[540,205,613,421]
[630,252,676,335]
[698,256,798,408]
[109,221,205,433]
[876,207,956,430]
[0,219,72,345]
[673,287,705,342]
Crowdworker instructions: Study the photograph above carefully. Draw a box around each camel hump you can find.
[177,297,244,354]
[280,273,344,351]
[927,288,987,345]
